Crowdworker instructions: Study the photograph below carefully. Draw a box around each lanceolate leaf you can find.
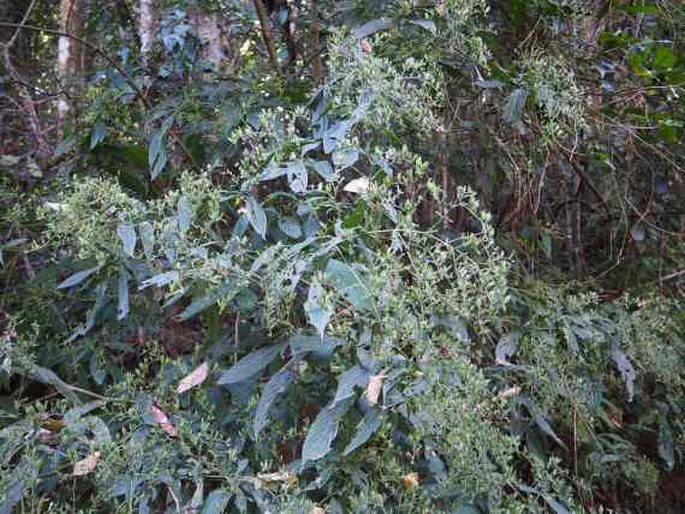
[333,365,370,404]
[659,416,675,470]
[56,265,102,289]
[253,368,295,437]
[201,490,232,514]
[217,343,286,385]
[503,88,528,124]
[177,195,193,234]
[245,195,267,239]
[289,333,344,360]
[117,223,137,257]
[352,18,395,39]
[177,362,210,394]
[610,344,636,402]
[138,221,155,259]
[304,280,333,338]
[343,409,382,455]
[301,397,354,463]
[177,280,240,321]
[139,270,178,289]
[117,267,130,320]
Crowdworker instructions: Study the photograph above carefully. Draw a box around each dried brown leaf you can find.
[343,177,369,194]
[365,374,385,405]
[149,403,178,437]
[176,361,209,394]
[73,451,101,476]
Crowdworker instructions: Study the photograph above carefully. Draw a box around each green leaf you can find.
[332,148,359,171]
[245,195,267,239]
[278,216,302,239]
[286,160,308,194]
[56,265,102,289]
[117,223,137,257]
[495,331,520,365]
[202,490,232,514]
[333,365,370,404]
[610,345,636,402]
[117,267,130,320]
[659,417,675,470]
[352,18,394,39]
[253,368,295,437]
[503,88,528,124]
[64,400,106,425]
[301,397,354,463]
[309,160,338,182]
[653,46,676,71]
[304,280,333,338]
[138,221,155,259]
[289,333,344,360]
[518,485,570,514]
[324,259,373,310]
[408,19,436,34]
[177,280,240,321]
[178,195,193,234]
[149,117,173,180]
[431,314,470,343]
[139,270,178,289]
[217,343,286,385]
[0,238,27,267]
[343,409,381,455]
[89,123,107,149]
[323,121,352,154]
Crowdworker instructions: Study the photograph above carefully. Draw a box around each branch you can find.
[252,0,280,73]
[0,21,150,109]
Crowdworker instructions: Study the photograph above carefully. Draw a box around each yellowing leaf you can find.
[149,403,178,437]
[73,451,101,476]
[176,361,209,394]
[402,472,420,490]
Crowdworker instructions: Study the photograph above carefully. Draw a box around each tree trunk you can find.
[139,0,155,81]
[188,10,227,69]
[308,0,323,85]
[57,0,85,127]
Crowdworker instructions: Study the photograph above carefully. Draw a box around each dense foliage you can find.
[1,0,685,512]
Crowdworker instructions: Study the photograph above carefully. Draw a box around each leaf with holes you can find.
[304,280,333,338]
